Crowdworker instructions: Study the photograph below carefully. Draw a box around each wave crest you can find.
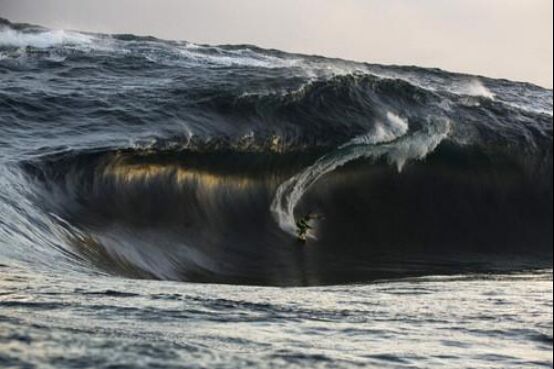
[0,26,95,49]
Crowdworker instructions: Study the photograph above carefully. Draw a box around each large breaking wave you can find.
[0,18,552,286]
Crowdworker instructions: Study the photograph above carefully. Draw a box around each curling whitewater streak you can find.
[0,17,552,286]
[271,113,451,237]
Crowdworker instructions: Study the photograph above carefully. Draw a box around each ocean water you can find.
[0,18,552,368]
[1,268,552,369]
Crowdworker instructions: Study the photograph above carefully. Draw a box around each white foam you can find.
[347,112,409,146]
[179,45,299,69]
[0,27,94,48]
[459,79,495,99]
[386,120,451,172]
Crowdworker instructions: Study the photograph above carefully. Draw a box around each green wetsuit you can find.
[296,217,313,241]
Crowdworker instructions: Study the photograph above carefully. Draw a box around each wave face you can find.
[0,18,552,286]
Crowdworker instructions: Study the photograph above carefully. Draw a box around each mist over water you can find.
[0,18,552,368]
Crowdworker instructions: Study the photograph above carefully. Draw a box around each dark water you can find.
[0,18,552,368]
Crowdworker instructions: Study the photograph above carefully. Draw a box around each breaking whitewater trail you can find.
[271,113,451,238]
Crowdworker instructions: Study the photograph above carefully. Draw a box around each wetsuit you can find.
[296,217,313,241]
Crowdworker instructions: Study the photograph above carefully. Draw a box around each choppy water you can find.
[1,268,552,369]
[0,17,552,368]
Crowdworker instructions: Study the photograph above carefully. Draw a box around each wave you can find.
[17,133,552,286]
[0,27,94,49]
[0,18,552,286]
[0,19,97,49]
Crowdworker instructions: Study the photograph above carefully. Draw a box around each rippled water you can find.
[1,267,552,369]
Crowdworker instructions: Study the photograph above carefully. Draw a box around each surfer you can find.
[296,213,323,243]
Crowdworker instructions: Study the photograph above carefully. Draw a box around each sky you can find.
[1,0,552,88]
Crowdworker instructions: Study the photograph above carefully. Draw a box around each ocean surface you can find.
[0,18,552,368]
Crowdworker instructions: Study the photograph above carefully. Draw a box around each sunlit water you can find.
[1,267,552,369]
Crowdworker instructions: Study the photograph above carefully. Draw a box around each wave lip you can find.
[0,26,95,49]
